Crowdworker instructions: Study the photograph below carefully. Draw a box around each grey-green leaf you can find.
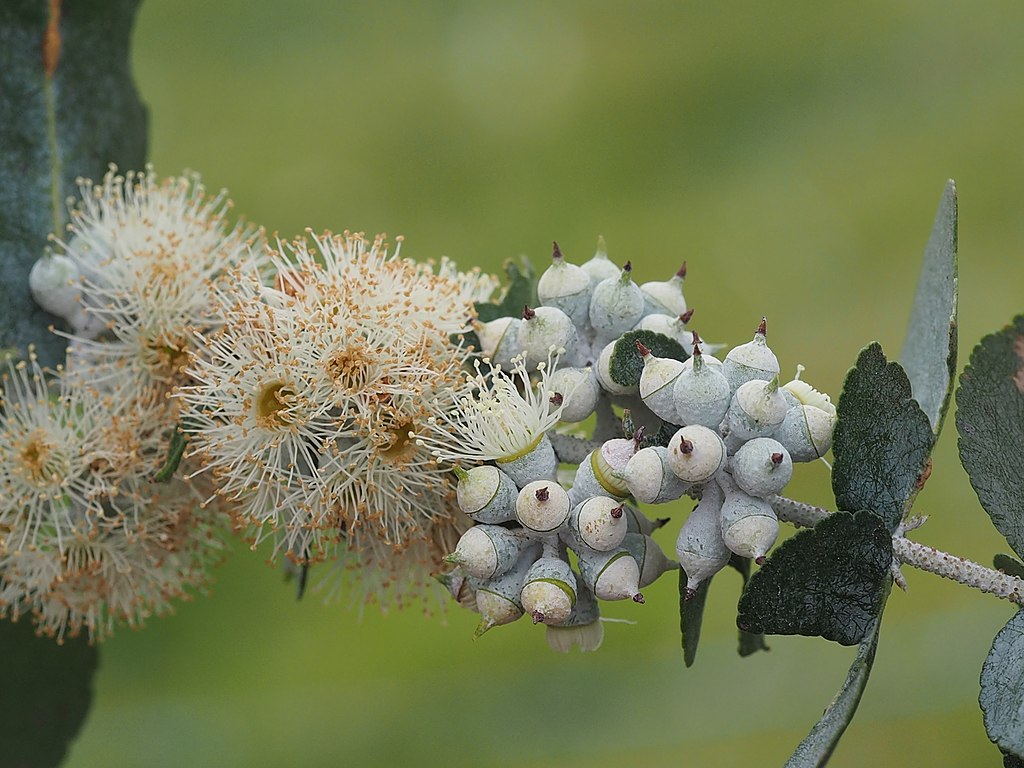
[474,256,537,323]
[729,554,769,657]
[737,510,892,646]
[996,555,1024,582]
[899,180,958,435]
[0,619,98,768]
[832,343,935,532]
[980,609,1024,759]
[956,315,1024,560]
[679,569,711,668]
[785,591,889,768]
[0,0,148,366]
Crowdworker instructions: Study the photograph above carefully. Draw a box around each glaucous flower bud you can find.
[640,262,687,317]
[775,403,836,462]
[567,450,630,507]
[580,235,620,287]
[474,547,541,637]
[595,340,637,396]
[547,366,600,423]
[672,335,731,428]
[499,432,559,488]
[476,316,522,369]
[637,341,685,424]
[576,546,645,603]
[723,378,788,449]
[537,242,592,327]
[620,531,678,588]
[515,480,571,533]
[634,309,695,352]
[565,496,629,552]
[718,473,779,563]
[675,481,731,599]
[516,305,577,370]
[730,438,793,498]
[453,465,518,523]
[666,424,726,484]
[623,445,690,504]
[445,524,533,580]
[521,555,578,626]
[29,254,81,320]
[722,318,780,391]
[589,262,645,346]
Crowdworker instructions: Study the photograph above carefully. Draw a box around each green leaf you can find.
[0,0,148,367]
[737,510,892,646]
[996,555,1024,581]
[956,315,1024,560]
[609,330,689,388]
[474,257,537,323]
[729,555,769,657]
[679,569,711,668]
[899,180,958,435]
[784,591,889,768]
[0,618,98,768]
[832,343,934,532]
[980,609,1024,759]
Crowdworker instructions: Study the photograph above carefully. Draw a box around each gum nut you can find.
[516,306,577,369]
[672,361,732,429]
[731,438,793,498]
[624,446,690,504]
[476,316,517,360]
[666,425,726,484]
[680,352,723,371]
[675,481,731,595]
[589,265,646,339]
[29,254,81,319]
[638,348,685,423]
[571,496,628,551]
[720,490,779,562]
[537,243,593,327]
[499,433,558,487]
[455,465,518,522]
[727,379,788,440]
[595,340,636,396]
[548,366,600,423]
[722,320,780,390]
[640,262,688,317]
[580,235,621,286]
[776,404,836,462]
[577,547,644,602]
[515,480,571,533]
[621,531,679,588]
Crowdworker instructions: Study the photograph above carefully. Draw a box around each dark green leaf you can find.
[0,0,148,366]
[981,609,1024,759]
[152,424,188,483]
[899,180,958,434]
[609,330,688,388]
[1005,753,1024,768]
[785,590,889,768]
[474,257,536,323]
[729,555,769,657]
[956,315,1024,560]
[737,511,892,646]
[0,618,98,768]
[832,343,934,532]
[679,568,711,668]
[995,555,1024,581]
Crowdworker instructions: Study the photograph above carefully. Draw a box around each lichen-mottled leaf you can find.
[474,257,536,323]
[996,555,1024,582]
[609,330,688,388]
[980,609,1024,759]
[900,180,958,434]
[729,555,769,657]
[1004,752,1024,768]
[737,511,891,646]
[0,0,148,366]
[832,343,934,532]
[956,315,1024,560]
[785,590,889,768]
[679,569,711,668]
[0,618,98,768]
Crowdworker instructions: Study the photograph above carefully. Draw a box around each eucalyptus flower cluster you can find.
[420,241,837,650]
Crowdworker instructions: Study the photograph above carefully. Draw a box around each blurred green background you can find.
[64,2,1024,766]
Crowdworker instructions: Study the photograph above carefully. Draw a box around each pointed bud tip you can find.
[632,593,645,604]
[610,505,624,519]
[770,452,784,466]
[680,308,694,324]
[676,261,687,280]
[443,552,464,565]
[531,610,545,625]
[680,438,694,455]
[623,260,632,273]
[595,235,608,256]
[635,339,651,357]
[552,241,563,262]
[535,486,550,502]
[756,317,767,337]
[473,620,495,639]
[523,305,536,320]
[452,465,469,481]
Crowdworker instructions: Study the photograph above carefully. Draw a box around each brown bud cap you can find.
[523,305,536,321]
[535,486,550,502]
[635,339,651,357]
[771,452,784,467]
[552,241,564,262]
[680,438,694,455]
[757,316,767,337]
[632,593,645,604]
[610,505,624,519]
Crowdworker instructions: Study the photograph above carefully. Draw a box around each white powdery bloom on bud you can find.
[417,347,571,467]
[49,165,266,399]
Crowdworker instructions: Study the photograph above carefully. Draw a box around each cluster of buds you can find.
[425,240,837,650]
